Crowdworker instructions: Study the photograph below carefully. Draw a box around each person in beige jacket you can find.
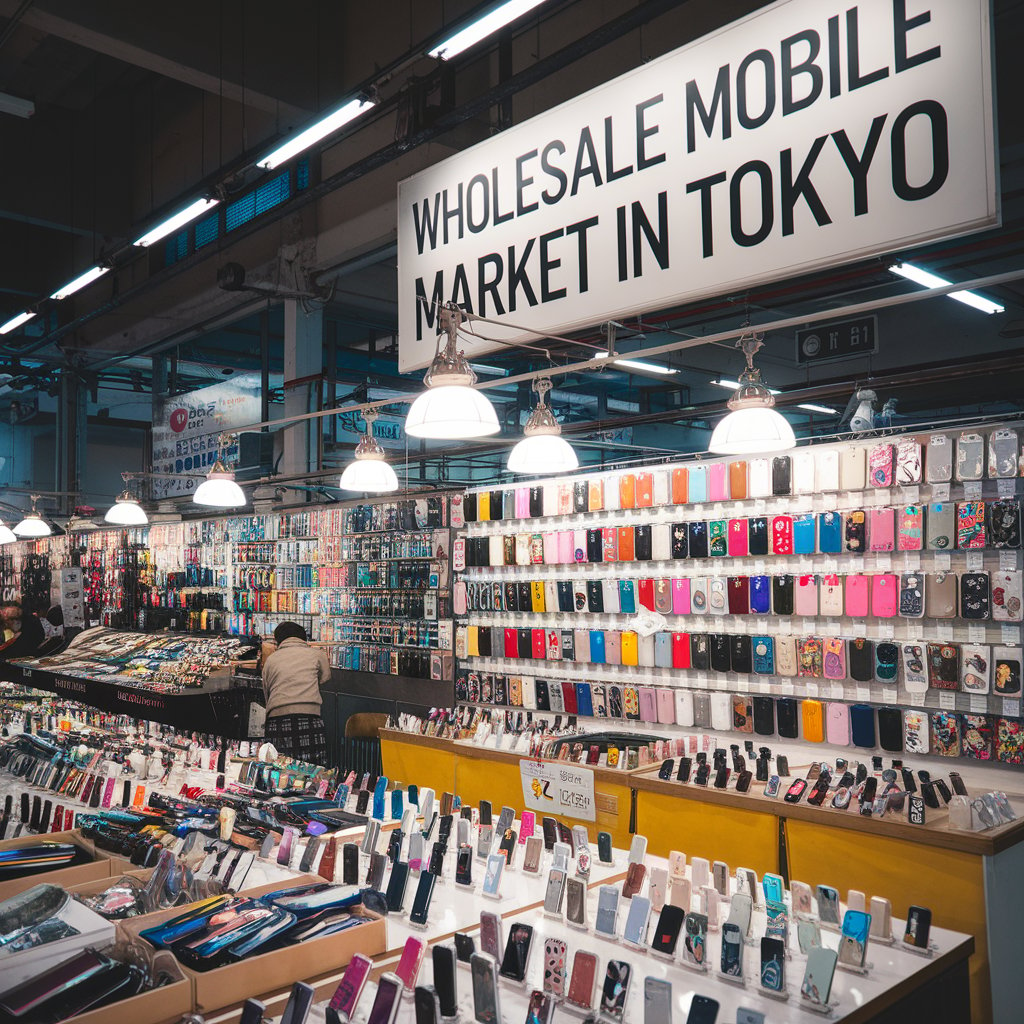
[261,621,332,765]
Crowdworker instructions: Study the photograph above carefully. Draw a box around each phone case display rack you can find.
[454,424,1024,769]
[4,498,455,682]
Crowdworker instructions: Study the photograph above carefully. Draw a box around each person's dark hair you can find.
[273,621,307,644]
[46,606,64,627]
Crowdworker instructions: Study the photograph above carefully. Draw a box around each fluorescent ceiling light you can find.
[50,266,108,301]
[0,92,33,118]
[134,198,219,247]
[797,403,838,415]
[429,0,548,58]
[595,352,678,375]
[0,312,35,335]
[889,262,1004,315]
[712,377,780,395]
[257,97,375,170]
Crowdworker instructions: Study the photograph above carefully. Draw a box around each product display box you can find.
[0,829,114,901]
[119,874,388,1015]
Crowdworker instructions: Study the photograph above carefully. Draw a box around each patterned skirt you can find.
[265,713,328,767]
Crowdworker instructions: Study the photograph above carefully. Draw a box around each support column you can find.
[56,369,87,514]
[281,300,323,478]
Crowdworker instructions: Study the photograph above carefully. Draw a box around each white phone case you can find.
[961,643,991,693]
[839,446,866,490]
[710,692,731,731]
[793,451,817,494]
[904,710,929,753]
[820,577,844,616]
[675,690,695,727]
[604,476,622,512]
[775,635,797,676]
[748,459,772,497]
[690,578,709,615]
[926,434,952,482]
[521,677,537,709]
[603,580,621,614]
[901,644,928,694]
[543,485,560,517]
[638,634,655,667]
[489,535,504,567]
[652,471,670,506]
[690,857,710,891]
[815,450,840,491]
[992,570,1023,622]
[652,523,672,561]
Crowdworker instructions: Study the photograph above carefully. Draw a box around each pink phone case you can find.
[897,506,924,551]
[656,688,676,724]
[708,463,728,501]
[794,575,819,616]
[823,638,847,679]
[671,578,691,615]
[825,703,851,745]
[869,443,895,487]
[605,632,622,665]
[728,519,749,557]
[556,531,573,564]
[868,508,895,551]
[771,516,794,555]
[871,574,899,617]
[515,487,530,518]
[845,575,870,617]
[638,687,658,722]
[543,533,559,563]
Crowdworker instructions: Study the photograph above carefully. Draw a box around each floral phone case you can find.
[931,711,961,756]
[956,501,986,549]
[897,506,924,551]
[992,570,1023,622]
[771,516,793,555]
[988,500,1022,549]
[544,938,567,997]
[997,717,1024,764]
[797,637,823,678]
[962,714,994,760]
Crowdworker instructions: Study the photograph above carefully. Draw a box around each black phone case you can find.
[463,492,477,522]
[877,708,903,752]
[960,572,991,619]
[772,456,792,495]
[517,581,532,610]
[635,524,653,561]
[709,634,731,673]
[689,633,710,670]
[587,529,604,563]
[730,635,753,674]
[490,490,505,519]
[557,582,574,612]
[505,582,520,613]
[587,580,604,613]
[535,679,551,711]
[988,499,1022,549]
[776,698,799,739]
[671,523,689,559]
[573,481,588,513]
[748,517,769,555]
[772,575,794,615]
[849,639,875,682]
[529,486,543,518]
[517,628,532,659]
[850,704,876,748]
[688,521,709,558]
[752,696,775,736]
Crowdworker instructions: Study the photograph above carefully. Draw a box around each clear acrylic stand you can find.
[717,970,746,988]
[836,960,872,976]
[900,941,937,959]
[759,986,791,1003]
[680,958,709,975]
[797,995,838,1017]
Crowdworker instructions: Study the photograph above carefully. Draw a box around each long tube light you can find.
[50,266,108,301]
[0,312,35,335]
[595,352,678,375]
[134,198,219,248]
[714,379,835,415]
[428,0,549,59]
[257,97,375,171]
[889,262,1004,315]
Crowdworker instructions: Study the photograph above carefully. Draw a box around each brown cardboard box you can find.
[120,875,387,1015]
[0,829,113,901]
[67,867,155,902]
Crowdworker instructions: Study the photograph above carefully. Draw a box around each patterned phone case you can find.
[544,938,567,997]
[895,439,923,484]
[961,714,993,761]
[956,501,986,549]
[797,637,823,678]
[996,718,1024,764]
[930,711,961,757]
[868,443,895,486]
[904,710,930,754]
[897,506,924,551]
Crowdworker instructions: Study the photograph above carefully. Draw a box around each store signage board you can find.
[796,315,878,363]
[520,759,596,822]
[397,0,996,371]
[152,375,262,497]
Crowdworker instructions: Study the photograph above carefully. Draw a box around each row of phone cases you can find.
[459,570,1023,622]
[463,623,1022,691]
[462,431,1022,523]
[460,499,1021,566]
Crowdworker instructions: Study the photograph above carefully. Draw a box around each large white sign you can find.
[520,759,596,822]
[397,0,996,371]
[151,376,262,498]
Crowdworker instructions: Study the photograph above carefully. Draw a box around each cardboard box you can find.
[0,830,112,901]
[120,875,387,1015]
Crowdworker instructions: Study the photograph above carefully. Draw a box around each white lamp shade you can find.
[13,513,51,538]
[406,384,500,439]
[193,473,246,507]
[507,433,579,474]
[339,458,399,493]
[0,523,16,544]
[709,406,796,455]
[105,497,149,525]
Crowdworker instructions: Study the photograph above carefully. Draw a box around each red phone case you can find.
[728,518,749,557]
[637,579,656,611]
[727,576,750,614]
[672,632,692,669]
[772,516,794,554]
[636,472,654,507]
[561,681,579,714]
[505,628,518,659]
[602,527,618,562]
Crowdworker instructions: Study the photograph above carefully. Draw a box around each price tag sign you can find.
[692,504,705,516]
[830,682,845,699]
[964,481,984,499]
[1000,551,1020,571]
[932,483,950,501]
[997,478,1018,497]
[882,687,899,702]
[856,686,871,702]
[968,624,987,643]
[970,695,989,714]
[825,619,841,633]
[903,485,921,503]
[1002,625,1022,644]
[1002,698,1021,719]
[966,551,984,571]
[756,617,769,632]
[779,680,795,694]
[939,691,957,710]
[935,553,952,570]
[876,553,893,571]
[696,673,709,689]
[713,676,728,691]
[804,682,819,697]
[873,488,890,504]
[878,622,895,639]
[903,553,922,570]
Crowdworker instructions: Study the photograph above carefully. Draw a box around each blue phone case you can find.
[818,511,842,553]
[688,466,709,502]
[372,776,388,820]
[793,515,816,554]
[391,790,403,819]
[750,575,772,613]
[753,636,775,674]
[619,579,637,614]
[849,704,876,748]
[589,630,607,664]
[654,632,673,668]
[575,683,594,717]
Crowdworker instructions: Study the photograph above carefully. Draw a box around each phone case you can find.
[988,499,1022,549]
[675,691,695,727]
[897,505,924,551]
[748,458,771,498]
[771,516,793,555]
[848,638,874,681]
[956,501,986,548]
[605,632,623,666]
[962,714,994,761]
[656,688,675,724]
[672,577,691,615]
[895,438,923,484]
[993,646,1022,694]
[728,576,750,615]
[750,574,771,613]
[731,636,753,675]
[792,450,816,494]
[772,456,792,495]
[733,694,753,732]
[818,511,842,553]
[874,641,899,683]
[931,711,961,756]
[618,474,636,510]
[960,572,991,620]
[753,636,775,675]
[709,520,728,557]
[801,700,824,742]
[671,467,689,504]
[729,461,748,499]
[617,526,635,562]
[926,433,953,482]
[899,573,924,618]
[845,510,866,552]
[926,502,954,550]
[709,463,728,501]
[871,574,898,617]
[690,577,709,615]
[845,574,870,617]
[988,428,1020,478]
[902,644,928,693]
[748,517,768,555]
[823,638,846,679]
[904,709,929,753]
[791,514,816,555]
[820,574,844,616]
[709,633,730,673]
[815,449,840,490]
[753,694,775,734]
[993,571,1023,622]
[798,637,823,678]
[956,432,984,480]
[795,575,818,616]
[688,522,709,559]
[688,465,709,503]
[638,687,658,723]
[708,578,727,614]
[868,508,895,551]
[654,579,673,615]
[849,704,876,748]
[728,518,749,557]
[776,697,798,738]
[636,472,654,508]
[825,702,851,744]
[868,443,895,487]
[840,446,867,490]
[652,523,671,560]
[927,642,960,689]
[926,571,958,618]
[690,633,710,669]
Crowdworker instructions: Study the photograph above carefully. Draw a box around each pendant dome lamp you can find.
[193,435,246,508]
[506,377,578,474]
[13,494,51,538]
[339,409,399,492]
[709,331,796,455]
[105,476,149,525]
[405,303,500,440]
[0,519,15,544]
